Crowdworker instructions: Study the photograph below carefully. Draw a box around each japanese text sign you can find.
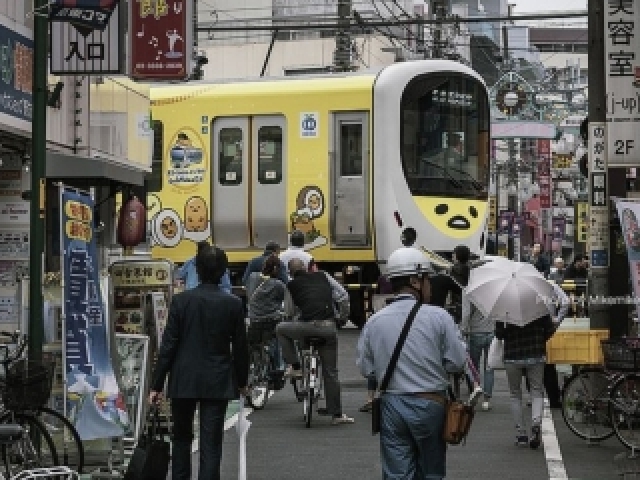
[0,24,33,123]
[49,0,119,31]
[605,0,640,166]
[537,139,551,209]
[50,2,123,75]
[129,0,194,81]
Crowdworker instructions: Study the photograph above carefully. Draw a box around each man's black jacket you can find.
[151,284,249,399]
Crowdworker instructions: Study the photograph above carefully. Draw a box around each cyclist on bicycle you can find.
[246,254,288,373]
[276,258,354,425]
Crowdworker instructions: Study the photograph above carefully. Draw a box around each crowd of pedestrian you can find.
[149,233,582,480]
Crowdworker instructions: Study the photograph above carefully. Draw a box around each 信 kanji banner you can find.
[60,186,129,440]
[49,0,119,31]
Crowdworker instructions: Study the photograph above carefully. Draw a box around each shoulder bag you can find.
[371,301,422,435]
[443,386,475,445]
[123,405,170,480]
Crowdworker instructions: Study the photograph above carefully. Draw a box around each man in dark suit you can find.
[149,246,249,480]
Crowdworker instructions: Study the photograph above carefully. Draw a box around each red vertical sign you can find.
[537,138,551,209]
[129,0,193,81]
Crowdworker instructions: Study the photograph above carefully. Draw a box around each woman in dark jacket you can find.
[495,314,554,450]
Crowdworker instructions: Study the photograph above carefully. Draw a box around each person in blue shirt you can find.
[242,241,288,286]
[176,241,233,294]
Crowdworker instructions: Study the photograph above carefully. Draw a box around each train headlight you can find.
[401,227,417,247]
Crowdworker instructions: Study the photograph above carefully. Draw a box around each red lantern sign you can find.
[117,196,146,248]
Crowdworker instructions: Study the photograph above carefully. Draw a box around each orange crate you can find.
[546,329,609,364]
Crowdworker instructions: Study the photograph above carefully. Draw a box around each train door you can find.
[331,112,370,247]
[212,116,287,250]
[251,115,288,249]
[212,117,250,249]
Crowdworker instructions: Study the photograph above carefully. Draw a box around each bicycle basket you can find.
[601,338,640,372]
[3,360,54,410]
[247,319,280,346]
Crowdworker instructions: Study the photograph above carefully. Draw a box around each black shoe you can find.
[530,426,541,449]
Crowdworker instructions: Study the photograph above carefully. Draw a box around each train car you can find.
[145,59,491,326]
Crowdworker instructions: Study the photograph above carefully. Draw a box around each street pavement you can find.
[184,325,635,480]
[78,326,637,479]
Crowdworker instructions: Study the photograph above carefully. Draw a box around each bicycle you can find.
[245,314,286,410]
[561,337,640,450]
[0,332,84,477]
[291,336,325,428]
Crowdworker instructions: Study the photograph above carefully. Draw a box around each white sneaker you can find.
[331,414,355,425]
[481,401,491,411]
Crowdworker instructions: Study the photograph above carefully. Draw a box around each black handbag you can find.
[124,405,170,480]
[372,301,421,435]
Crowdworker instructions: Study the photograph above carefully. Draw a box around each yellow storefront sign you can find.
[488,195,496,234]
[575,201,588,243]
[552,153,573,170]
[111,260,172,287]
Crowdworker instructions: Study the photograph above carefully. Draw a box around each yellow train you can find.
[145,60,491,325]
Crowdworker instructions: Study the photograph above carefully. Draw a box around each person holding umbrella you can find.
[464,258,556,450]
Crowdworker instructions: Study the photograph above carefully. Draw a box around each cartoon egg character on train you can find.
[145,59,490,327]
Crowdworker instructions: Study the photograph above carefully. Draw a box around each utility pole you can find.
[29,0,47,360]
[430,1,446,59]
[587,0,609,331]
[333,0,352,71]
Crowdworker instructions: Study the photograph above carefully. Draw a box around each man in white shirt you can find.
[280,230,313,277]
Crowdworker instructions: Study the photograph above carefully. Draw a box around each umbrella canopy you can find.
[464,257,555,326]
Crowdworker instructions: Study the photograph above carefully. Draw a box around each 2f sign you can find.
[614,139,635,155]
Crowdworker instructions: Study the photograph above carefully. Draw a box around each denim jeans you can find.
[380,394,446,480]
[468,332,495,398]
[170,398,229,480]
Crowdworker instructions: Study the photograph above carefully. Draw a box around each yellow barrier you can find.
[546,329,609,365]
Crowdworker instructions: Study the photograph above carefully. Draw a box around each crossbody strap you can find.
[379,300,422,392]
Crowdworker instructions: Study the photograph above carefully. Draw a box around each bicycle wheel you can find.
[305,387,314,428]
[35,406,84,473]
[561,367,615,442]
[246,347,270,410]
[610,373,640,450]
[0,412,59,478]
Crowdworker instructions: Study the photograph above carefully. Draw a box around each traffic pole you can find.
[587,0,609,332]
[29,0,47,361]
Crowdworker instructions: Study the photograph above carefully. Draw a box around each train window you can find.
[218,128,243,186]
[400,74,490,199]
[147,120,163,193]
[340,123,363,176]
[257,126,283,184]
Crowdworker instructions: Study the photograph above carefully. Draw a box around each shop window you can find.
[147,120,163,193]
[257,126,283,184]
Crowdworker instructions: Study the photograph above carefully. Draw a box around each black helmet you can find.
[290,230,305,248]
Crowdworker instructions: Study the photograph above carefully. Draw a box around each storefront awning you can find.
[45,151,147,187]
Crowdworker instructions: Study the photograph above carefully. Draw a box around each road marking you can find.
[224,391,275,432]
[542,398,568,479]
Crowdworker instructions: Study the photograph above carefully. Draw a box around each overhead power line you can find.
[196,10,587,33]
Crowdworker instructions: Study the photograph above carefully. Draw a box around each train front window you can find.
[400,74,490,199]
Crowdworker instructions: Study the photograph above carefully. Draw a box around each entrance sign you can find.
[49,0,119,31]
[60,186,129,441]
[50,2,124,75]
[129,0,194,81]
[605,0,640,167]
